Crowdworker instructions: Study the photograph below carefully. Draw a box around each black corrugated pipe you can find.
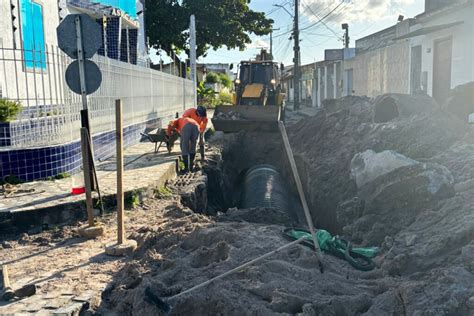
[239,164,290,213]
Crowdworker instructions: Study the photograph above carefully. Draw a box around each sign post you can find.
[57,14,104,238]
[190,15,197,107]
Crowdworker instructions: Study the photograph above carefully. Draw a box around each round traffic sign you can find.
[65,60,102,95]
[57,14,103,59]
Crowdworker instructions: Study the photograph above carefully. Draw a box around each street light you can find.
[273,4,294,17]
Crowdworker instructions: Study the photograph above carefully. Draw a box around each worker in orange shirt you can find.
[167,117,200,173]
[183,106,208,160]
[183,105,208,133]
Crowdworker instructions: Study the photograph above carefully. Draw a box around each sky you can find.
[151,0,425,67]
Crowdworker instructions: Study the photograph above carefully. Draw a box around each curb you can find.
[7,162,177,231]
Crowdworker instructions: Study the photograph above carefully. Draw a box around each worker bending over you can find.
[167,117,200,173]
[183,106,208,161]
[183,105,208,134]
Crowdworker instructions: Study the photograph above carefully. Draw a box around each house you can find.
[198,63,234,82]
[343,19,415,98]
[397,0,474,104]
[280,65,294,103]
[60,0,143,65]
[344,0,473,105]
[282,48,355,108]
[0,1,194,182]
[314,48,355,107]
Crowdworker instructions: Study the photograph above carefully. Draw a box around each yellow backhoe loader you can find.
[212,50,286,133]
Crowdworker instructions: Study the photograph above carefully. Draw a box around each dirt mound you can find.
[287,94,474,313]
[97,94,474,315]
[99,203,396,315]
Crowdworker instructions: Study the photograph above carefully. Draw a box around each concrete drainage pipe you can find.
[239,164,290,213]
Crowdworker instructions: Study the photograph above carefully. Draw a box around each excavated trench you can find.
[165,128,343,238]
[202,131,306,226]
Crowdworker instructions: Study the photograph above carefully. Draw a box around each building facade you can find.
[0,0,194,182]
[343,0,473,105]
[343,20,414,98]
[402,0,473,104]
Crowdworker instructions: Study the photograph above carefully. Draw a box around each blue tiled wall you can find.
[0,123,11,147]
[0,117,165,182]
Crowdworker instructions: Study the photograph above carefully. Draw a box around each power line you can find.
[300,1,346,32]
[301,0,341,38]
[270,1,345,40]
[266,0,290,15]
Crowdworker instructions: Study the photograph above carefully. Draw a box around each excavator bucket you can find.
[211,105,281,133]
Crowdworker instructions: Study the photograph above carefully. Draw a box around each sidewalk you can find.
[0,141,180,230]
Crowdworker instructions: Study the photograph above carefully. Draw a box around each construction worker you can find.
[167,117,200,173]
[183,105,208,161]
[182,105,208,134]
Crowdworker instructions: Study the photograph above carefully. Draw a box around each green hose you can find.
[283,228,379,271]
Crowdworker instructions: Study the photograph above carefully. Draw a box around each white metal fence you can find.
[0,42,194,149]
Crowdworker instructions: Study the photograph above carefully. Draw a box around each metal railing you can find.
[0,43,194,149]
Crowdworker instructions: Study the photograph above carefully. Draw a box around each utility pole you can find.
[270,28,280,59]
[293,0,300,110]
[342,23,349,48]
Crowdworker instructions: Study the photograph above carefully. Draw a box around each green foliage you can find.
[218,91,233,105]
[205,72,219,84]
[125,190,140,208]
[0,99,22,122]
[145,0,273,58]
[219,73,232,88]
[45,172,71,181]
[0,175,23,185]
[154,185,173,199]
[197,81,214,98]
[55,172,71,180]
[197,81,217,108]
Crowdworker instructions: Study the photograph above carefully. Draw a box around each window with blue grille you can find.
[20,0,46,70]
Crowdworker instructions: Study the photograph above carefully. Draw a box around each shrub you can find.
[0,175,23,185]
[197,81,214,99]
[199,95,219,109]
[219,73,232,88]
[205,72,219,84]
[219,91,233,105]
[154,185,173,199]
[0,99,22,122]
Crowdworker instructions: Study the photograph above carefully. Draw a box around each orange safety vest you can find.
[182,108,208,133]
[167,117,199,136]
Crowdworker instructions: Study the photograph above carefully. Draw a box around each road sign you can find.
[57,14,102,59]
[65,60,102,95]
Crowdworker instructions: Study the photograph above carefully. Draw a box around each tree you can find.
[146,0,273,59]
[205,72,219,84]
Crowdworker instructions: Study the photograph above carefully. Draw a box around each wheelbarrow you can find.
[140,129,179,153]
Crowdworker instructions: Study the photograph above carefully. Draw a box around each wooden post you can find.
[80,127,94,227]
[1,265,14,300]
[279,121,324,272]
[116,99,124,245]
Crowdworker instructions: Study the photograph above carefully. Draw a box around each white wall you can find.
[0,0,62,106]
[344,40,410,97]
[411,4,474,96]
